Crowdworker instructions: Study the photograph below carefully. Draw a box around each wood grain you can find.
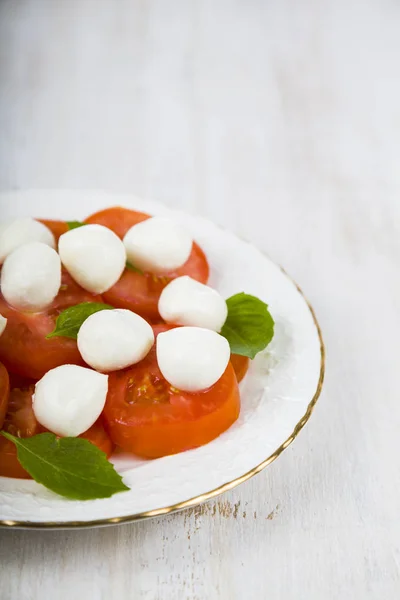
[1,0,400,598]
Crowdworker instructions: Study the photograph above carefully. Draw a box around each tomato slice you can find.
[230,354,250,383]
[102,246,207,321]
[0,384,44,478]
[0,384,113,479]
[37,219,68,243]
[0,362,10,430]
[84,207,209,321]
[82,419,114,458]
[0,271,104,379]
[103,324,240,458]
[0,441,30,479]
[84,206,149,238]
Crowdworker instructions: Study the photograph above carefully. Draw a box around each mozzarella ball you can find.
[156,326,230,392]
[0,314,7,337]
[59,224,126,294]
[0,218,55,264]
[77,309,154,372]
[33,364,108,437]
[1,242,61,312]
[158,276,228,331]
[123,217,193,274]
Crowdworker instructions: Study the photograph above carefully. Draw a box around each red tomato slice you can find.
[0,362,10,430]
[82,419,114,458]
[230,354,250,383]
[84,207,209,321]
[103,247,208,322]
[0,271,104,379]
[0,384,113,479]
[0,441,31,479]
[84,206,149,238]
[37,219,68,243]
[103,270,170,322]
[103,324,240,458]
[0,384,44,478]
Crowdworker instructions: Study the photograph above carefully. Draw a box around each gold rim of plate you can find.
[0,269,325,529]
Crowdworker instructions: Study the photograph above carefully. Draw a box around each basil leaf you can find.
[221,293,274,359]
[67,221,86,230]
[125,261,143,275]
[0,432,129,500]
[47,302,114,339]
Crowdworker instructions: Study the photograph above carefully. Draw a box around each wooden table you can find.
[1,1,399,598]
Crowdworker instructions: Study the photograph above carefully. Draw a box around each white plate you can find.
[0,190,324,529]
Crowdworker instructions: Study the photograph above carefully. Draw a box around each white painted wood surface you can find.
[0,0,399,598]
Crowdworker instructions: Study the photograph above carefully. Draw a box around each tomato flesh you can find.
[0,271,104,379]
[80,419,114,458]
[103,325,240,458]
[0,384,44,478]
[230,354,250,383]
[37,219,68,243]
[85,207,210,321]
[84,206,149,238]
[103,243,208,321]
[0,384,113,479]
[0,362,10,430]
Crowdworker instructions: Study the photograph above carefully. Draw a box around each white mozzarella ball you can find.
[77,309,154,372]
[33,364,108,437]
[59,224,126,294]
[123,217,193,274]
[1,242,61,312]
[0,218,55,264]
[156,326,230,392]
[158,276,228,332]
[0,314,7,337]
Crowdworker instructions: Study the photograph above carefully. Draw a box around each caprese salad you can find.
[0,207,274,500]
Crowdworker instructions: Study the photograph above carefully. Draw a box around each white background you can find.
[0,1,399,599]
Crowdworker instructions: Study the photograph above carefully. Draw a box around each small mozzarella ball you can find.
[77,309,154,372]
[33,364,108,437]
[123,217,193,274]
[0,314,7,337]
[158,276,228,332]
[1,242,61,312]
[59,224,126,294]
[0,218,55,264]
[156,326,230,392]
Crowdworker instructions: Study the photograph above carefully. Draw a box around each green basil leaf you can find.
[47,302,114,339]
[125,261,144,275]
[220,293,274,359]
[0,432,129,500]
[66,221,86,230]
